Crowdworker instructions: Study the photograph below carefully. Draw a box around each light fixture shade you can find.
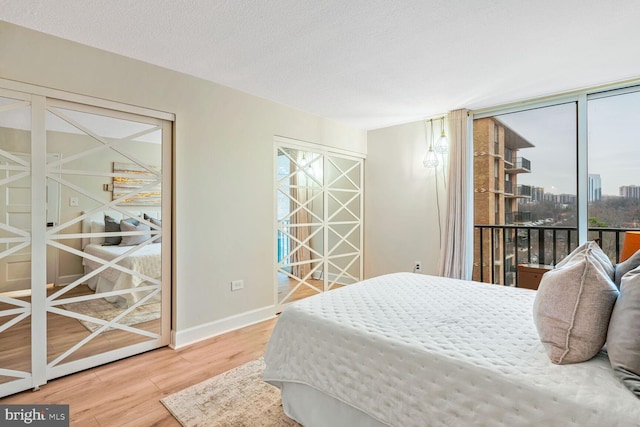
[423,148,439,168]
[435,130,448,154]
[620,231,640,261]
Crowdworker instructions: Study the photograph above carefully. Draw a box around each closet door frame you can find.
[274,136,365,311]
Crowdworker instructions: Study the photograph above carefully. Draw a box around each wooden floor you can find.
[0,285,160,379]
[0,317,278,426]
[277,273,343,304]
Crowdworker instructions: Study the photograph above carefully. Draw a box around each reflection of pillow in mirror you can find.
[103,215,121,245]
[119,220,151,246]
[90,221,105,245]
[103,215,140,246]
[144,213,162,243]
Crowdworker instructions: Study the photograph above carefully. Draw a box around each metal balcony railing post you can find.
[598,230,603,248]
[490,228,495,284]
[479,227,484,282]
[552,229,557,265]
[538,229,545,264]
[502,227,507,285]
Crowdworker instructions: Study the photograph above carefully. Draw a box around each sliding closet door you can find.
[325,154,363,289]
[0,90,34,396]
[275,139,363,308]
[276,146,325,304]
[44,99,171,382]
[0,86,172,397]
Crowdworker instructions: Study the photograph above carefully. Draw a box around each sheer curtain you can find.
[290,151,311,278]
[438,109,472,279]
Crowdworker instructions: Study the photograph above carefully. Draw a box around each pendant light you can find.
[435,116,448,154]
[423,119,439,168]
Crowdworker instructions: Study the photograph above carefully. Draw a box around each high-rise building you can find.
[588,174,602,202]
[620,185,640,199]
[531,186,545,203]
[473,117,534,285]
[543,193,577,204]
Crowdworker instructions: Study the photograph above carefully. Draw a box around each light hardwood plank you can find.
[1,318,278,427]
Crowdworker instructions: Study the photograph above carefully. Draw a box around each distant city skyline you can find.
[495,91,640,196]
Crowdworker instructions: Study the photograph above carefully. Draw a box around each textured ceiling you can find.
[1,0,640,130]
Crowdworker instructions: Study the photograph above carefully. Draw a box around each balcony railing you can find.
[505,184,531,198]
[504,157,531,173]
[504,180,513,195]
[473,225,635,287]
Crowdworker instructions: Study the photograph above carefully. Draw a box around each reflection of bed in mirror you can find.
[81,210,161,308]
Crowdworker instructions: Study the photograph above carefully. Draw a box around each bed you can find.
[263,272,640,427]
[81,210,162,308]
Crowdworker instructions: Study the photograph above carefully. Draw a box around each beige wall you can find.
[0,22,366,342]
[364,120,443,278]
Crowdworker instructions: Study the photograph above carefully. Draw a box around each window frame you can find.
[468,80,640,274]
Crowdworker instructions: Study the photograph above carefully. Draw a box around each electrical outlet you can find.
[413,261,422,273]
[69,197,79,207]
[231,279,244,291]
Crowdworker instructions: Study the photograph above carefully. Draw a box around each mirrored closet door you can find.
[0,86,173,397]
[275,138,363,308]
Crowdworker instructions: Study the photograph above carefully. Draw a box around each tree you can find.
[588,216,607,227]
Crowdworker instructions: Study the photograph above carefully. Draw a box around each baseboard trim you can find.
[56,273,83,286]
[171,305,276,349]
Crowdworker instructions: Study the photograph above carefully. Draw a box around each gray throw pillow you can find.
[144,213,162,243]
[556,240,614,279]
[533,244,618,364]
[103,215,121,246]
[119,220,151,246]
[614,249,640,288]
[103,215,140,246]
[607,266,640,397]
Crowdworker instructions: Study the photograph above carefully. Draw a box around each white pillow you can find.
[90,221,106,245]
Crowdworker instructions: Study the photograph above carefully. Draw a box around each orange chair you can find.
[620,231,640,262]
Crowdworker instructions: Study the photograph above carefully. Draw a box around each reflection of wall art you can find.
[112,162,161,206]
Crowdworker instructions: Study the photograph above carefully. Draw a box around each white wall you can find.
[0,22,366,345]
[364,120,444,278]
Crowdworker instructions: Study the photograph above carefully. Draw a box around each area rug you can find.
[61,298,160,333]
[161,358,300,427]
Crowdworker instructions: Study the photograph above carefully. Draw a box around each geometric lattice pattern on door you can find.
[326,156,361,290]
[0,88,170,398]
[277,147,324,304]
[0,94,33,395]
[44,102,163,371]
[276,143,362,307]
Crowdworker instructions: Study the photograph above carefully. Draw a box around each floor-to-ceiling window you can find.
[473,83,640,286]
[473,103,577,285]
[587,89,640,262]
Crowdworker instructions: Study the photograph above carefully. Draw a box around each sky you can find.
[495,90,640,196]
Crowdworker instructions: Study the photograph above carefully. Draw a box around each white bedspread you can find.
[264,272,640,427]
[82,243,161,307]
